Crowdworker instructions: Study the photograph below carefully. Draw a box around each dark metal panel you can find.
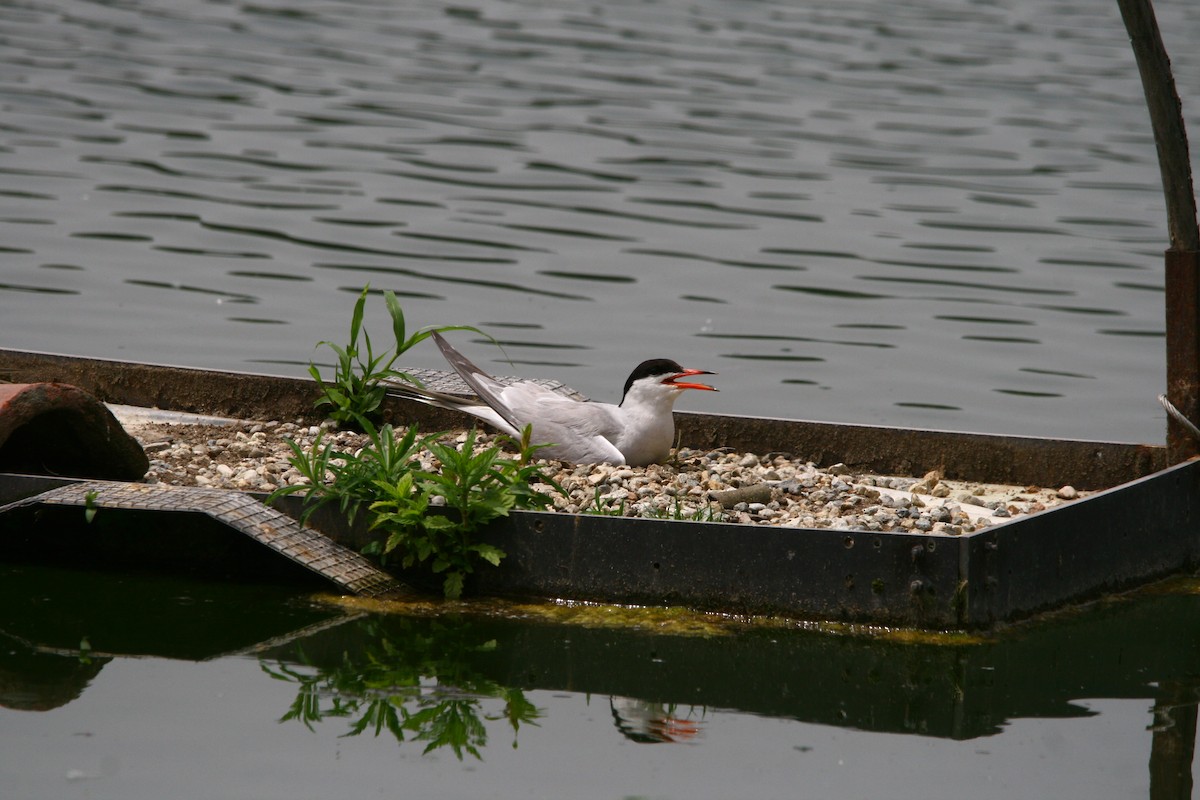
[3,464,1199,628]
[964,458,1200,626]
[676,412,1166,490]
[472,513,966,628]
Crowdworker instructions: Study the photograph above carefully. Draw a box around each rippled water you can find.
[2,0,1198,442]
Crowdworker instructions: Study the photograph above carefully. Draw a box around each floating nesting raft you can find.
[0,348,1196,629]
[0,481,410,600]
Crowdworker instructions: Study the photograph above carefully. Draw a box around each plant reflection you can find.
[260,619,541,759]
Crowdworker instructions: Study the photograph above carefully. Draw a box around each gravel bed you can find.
[118,411,1088,536]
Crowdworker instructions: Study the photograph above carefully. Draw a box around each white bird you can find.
[387,332,717,465]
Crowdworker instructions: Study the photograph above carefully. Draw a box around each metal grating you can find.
[0,481,410,599]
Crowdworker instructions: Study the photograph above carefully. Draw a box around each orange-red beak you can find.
[665,369,717,392]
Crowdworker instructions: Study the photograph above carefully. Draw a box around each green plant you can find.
[269,422,563,599]
[369,426,562,599]
[283,290,563,597]
[83,490,99,524]
[647,494,725,522]
[584,486,626,517]
[266,420,438,526]
[584,487,724,522]
[309,285,485,427]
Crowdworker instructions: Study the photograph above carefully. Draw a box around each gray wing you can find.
[383,379,517,435]
[432,332,525,432]
[433,333,625,463]
[492,383,626,463]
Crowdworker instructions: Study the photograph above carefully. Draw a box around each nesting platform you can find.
[0,349,1196,629]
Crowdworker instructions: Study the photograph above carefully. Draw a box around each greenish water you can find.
[2,562,1197,799]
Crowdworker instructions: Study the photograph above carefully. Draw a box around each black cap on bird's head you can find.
[621,359,717,401]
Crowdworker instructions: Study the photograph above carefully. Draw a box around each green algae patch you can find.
[321,593,990,644]
[325,594,747,637]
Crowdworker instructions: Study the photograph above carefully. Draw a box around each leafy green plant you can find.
[309,285,485,427]
[267,420,437,526]
[268,420,562,598]
[281,290,563,597]
[369,427,562,599]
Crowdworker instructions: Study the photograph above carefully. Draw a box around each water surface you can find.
[2,563,1197,799]
[2,0,1199,442]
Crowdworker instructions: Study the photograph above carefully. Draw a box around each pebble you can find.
[119,417,1090,534]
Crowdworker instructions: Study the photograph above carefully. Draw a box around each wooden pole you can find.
[1117,0,1200,460]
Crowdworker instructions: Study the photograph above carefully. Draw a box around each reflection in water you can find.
[0,562,341,711]
[3,564,1200,795]
[1151,682,1200,800]
[0,634,108,712]
[262,618,542,760]
[610,698,705,744]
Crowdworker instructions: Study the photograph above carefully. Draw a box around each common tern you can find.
[387,332,717,465]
